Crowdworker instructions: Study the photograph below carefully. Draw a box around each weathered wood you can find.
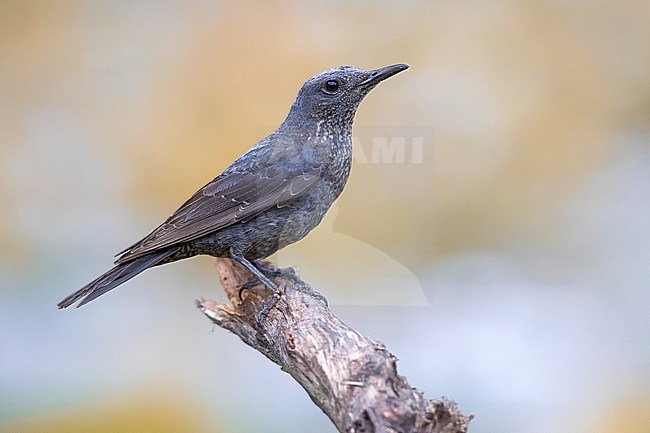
[197,258,472,433]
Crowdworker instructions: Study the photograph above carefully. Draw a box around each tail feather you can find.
[58,248,178,309]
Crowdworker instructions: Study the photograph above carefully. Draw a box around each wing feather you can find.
[116,166,321,264]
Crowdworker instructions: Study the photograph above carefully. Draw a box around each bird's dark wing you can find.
[116,165,322,264]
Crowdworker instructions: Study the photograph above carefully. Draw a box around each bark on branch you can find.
[196,258,472,433]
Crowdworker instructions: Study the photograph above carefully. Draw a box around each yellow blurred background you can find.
[1,1,649,432]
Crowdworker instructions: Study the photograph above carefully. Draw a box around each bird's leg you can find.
[230,250,282,323]
[237,260,284,300]
[230,250,279,292]
[253,259,283,274]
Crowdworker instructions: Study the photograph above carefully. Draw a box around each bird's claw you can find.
[256,292,281,325]
[237,261,286,301]
[238,278,261,301]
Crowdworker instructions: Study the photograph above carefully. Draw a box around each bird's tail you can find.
[58,248,178,309]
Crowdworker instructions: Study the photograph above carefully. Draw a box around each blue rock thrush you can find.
[58,63,409,313]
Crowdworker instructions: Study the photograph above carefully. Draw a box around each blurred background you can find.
[1,1,649,432]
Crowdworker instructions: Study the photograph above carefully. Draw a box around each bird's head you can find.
[286,64,409,134]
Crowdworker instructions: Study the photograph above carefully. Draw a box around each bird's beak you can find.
[357,63,409,87]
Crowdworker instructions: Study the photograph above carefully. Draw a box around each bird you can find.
[58,63,409,313]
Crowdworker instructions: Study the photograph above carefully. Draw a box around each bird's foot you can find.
[293,282,329,307]
[237,267,326,309]
[237,267,283,301]
[256,291,282,325]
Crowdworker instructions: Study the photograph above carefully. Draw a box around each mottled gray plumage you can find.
[58,63,408,309]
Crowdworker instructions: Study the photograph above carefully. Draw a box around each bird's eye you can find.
[323,80,340,94]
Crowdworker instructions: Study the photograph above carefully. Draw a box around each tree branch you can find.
[196,258,472,433]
